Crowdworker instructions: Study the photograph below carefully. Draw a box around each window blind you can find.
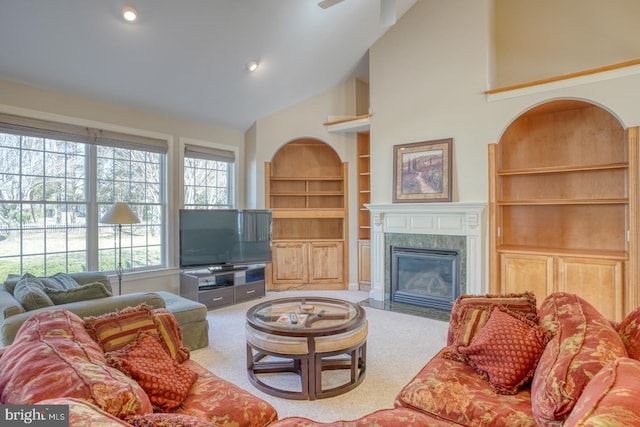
[0,113,168,153]
[184,144,235,162]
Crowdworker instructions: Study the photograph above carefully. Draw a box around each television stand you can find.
[208,265,248,273]
[180,264,266,310]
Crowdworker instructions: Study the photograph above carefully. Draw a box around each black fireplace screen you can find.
[390,246,460,311]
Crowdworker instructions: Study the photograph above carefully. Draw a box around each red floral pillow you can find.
[106,333,197,411]
[458,306,550,395]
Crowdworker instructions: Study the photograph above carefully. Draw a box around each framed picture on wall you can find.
[393,138,452,203]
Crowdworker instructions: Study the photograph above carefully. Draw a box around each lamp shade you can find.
[99,202,140,225]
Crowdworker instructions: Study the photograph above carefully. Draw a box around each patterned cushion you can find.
[174,359,278,427]
[106,333,197,411]
[0,309,152,418]
[154,308,190,363]
[531,292,628,426]
[269,408,452,427]
[458,306,550,395]
[443,305,491,362]
[45,281,112,304]
[85,304,190,363]
[12,274,54,310]
[616,306,640,360]
[396,348,536,426]
[448,292,538,345]
[563,358,640,426]
[85,303,160,352]
[126,413,217,427]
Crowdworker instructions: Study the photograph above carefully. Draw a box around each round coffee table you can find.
[245,297,367,400]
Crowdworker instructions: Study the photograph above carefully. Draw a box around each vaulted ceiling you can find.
[0,0,416,131]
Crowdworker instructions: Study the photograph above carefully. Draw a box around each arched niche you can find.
[271,138,342,178]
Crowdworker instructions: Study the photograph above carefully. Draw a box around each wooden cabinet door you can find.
[308,241,343,284]
[358,240,371,288]
[271,242,308,284]
[500,253,554,306]
[557,257,624,321]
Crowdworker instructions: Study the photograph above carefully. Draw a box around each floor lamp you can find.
[99,202,140,295]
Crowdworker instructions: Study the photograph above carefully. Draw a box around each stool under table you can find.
[245,297,367,400]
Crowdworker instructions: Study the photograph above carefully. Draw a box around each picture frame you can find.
[393,138,452,203]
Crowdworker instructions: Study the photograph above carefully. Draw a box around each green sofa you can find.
[0,272,209,350]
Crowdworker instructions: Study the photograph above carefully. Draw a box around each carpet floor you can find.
[190,289,449,423]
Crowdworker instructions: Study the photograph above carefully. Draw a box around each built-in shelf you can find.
[497,245,628,261]
[323,114,371,133]
[485,58,640,101]
[497,162,628,176]
[497,199,628,205]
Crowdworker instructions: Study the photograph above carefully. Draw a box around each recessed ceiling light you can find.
[122,6,138,22]
[246,61,259,72]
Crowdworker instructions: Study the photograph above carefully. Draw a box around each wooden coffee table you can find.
[245,297,367,400]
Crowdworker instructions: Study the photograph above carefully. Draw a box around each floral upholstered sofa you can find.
[271,292,640,427]
[0,305,277,427]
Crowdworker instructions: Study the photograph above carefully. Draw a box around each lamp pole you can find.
[116,223,123,296]
[99,202,140,295]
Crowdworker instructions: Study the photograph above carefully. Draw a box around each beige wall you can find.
[493,0,640,87]
[248,80,361,287]
[370,0,640,206]
[0,79,244,294]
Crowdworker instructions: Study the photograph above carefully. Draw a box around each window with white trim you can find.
[0,113,167,280]
[183,144,234,209]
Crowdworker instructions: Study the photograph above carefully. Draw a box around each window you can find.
[183,144,234,209]
[0,113,167,280]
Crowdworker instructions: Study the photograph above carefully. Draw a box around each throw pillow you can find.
[447,292,538,346]
[617,306,640,360]
[458,306,550,395]
[45,281,112,304]
[154,308,190,363]
[40,273,81,291]
[106,332,197,411]
[3,273,22,294]
[443,304,491,362]
[12,274,54,311]
[85,303,159,352]
[51,272,82,289]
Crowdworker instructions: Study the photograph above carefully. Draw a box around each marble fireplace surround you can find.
[365,202,488,303]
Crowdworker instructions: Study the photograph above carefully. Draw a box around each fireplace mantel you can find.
[365,202,487,302]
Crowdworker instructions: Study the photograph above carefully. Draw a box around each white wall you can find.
[369,0,640,206]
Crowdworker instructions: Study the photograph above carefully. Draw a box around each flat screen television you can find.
[179,209,272,269]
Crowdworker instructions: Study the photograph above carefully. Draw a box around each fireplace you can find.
[366,202,487,306]
[391,246,460,311]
